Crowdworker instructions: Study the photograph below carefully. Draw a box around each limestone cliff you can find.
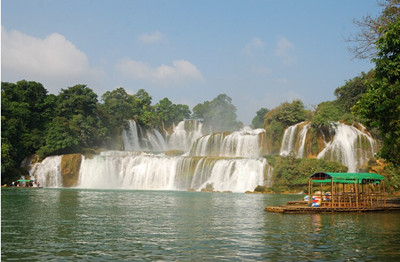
[61,154,82,187]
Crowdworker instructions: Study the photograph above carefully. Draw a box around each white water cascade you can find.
[30,121,271,192]
[317,123,376,172]
[122,120,169,152]
[189,127,266,158]
[168,120,203,151]
[122,119,203,152]
[29,156,63,188]
[76,151,269,192]
[280,122,309,158]
[279,121,377,172]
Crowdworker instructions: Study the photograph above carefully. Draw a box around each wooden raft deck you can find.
[265,204,400,214]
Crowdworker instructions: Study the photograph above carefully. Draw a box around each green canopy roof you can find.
[310,172,384,184]
[17,179,32,182]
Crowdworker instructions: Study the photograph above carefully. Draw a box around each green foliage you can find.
[37,85,102,157]
[1,80,54,182]
[355,18,400,166]
[251,107,269,128]
[192,94,242,132]
[264,100,307,127]
[334,71,373,112]
[101,87,135,123]
[57,84,98,118]
[99,87,135,146]
[382,163,400,192]
[269,155,348,190]
[154,98,191,127]
[311,101,343,127]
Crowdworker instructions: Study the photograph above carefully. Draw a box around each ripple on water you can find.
[2,188,400,261]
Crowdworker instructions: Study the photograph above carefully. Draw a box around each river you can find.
[2,188,400,261]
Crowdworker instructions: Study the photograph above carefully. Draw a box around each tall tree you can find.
[355,18,400,166]
[39,85,101,157]
[251,107,269,129]
[193,94,241,132]
[348,0,400,59]
[1,80,55,182]
[154,98,191,127]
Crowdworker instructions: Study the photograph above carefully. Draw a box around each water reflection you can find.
[2,189,400,261]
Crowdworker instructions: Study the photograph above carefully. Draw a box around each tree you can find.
[101,87,134,122]
[154,98,191,127]
[100,87,135,141]
[192,94,241,132]
[1,81,55,182]
[131,89,156,127]
[334,70,374,112]
[355,18,400,166]
[264,100,307,127]
[39,84,101,157]
[57,84,98,118]
[251,108,269,128]
[311,101,342,127]
[348,0,400,59]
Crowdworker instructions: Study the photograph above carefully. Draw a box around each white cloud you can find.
[275,37,297,65]
[116,58,204,87]
[1,27,104,93]
[138,31,167,44]
[242,37,265,57]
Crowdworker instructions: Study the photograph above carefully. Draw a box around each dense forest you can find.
[2,1,399,189]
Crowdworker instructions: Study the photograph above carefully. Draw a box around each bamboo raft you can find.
[265,203,400,214]
[265,172,400,214]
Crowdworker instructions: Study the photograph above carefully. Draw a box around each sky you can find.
[1,0,382,124]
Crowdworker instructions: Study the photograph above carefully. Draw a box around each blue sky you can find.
[2,0,382,124]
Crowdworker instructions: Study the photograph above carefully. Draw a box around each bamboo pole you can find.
[383,180,386,206]
[331,177,333,207]
[355,181,359,208]
[308,179,312,206]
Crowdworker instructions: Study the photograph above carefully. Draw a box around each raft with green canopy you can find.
[308,172,386,208]
[17,179,32,182]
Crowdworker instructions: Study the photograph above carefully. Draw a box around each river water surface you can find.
[2,188,400,261]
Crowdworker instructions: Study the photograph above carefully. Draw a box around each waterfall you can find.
[317,123,376,172]
[280,122,310,157]
[76,152,269,192]
[280,123,300,156]
[168,120,203,151]
[122,120,141,151]
[29,156,63,188]
[123,119,203,152]
[296,123,310,158]
[279,121,376,172]
[189,127,265,158]
[30,121,272,192]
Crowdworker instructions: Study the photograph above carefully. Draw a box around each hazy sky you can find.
[2,0,382,124]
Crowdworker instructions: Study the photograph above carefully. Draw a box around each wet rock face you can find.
[61,154,82,187]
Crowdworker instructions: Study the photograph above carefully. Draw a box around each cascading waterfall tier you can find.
[168,120,203,152]
[280,121,310,158]
[30,121,271,192]
[189,127,266,158]
[29,156,63,188]
[317,122,376,172]
[122,120,168,152]
[77,151,270,192]
[279,121,377,172]
[122,119,204,152]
